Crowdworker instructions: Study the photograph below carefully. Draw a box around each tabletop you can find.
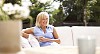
[20,46,100,54]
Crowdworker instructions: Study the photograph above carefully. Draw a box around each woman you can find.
[22,12,60,47]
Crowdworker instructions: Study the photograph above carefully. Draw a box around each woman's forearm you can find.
[50,39,60,44]
[22,32,29,39]
[21,28,33,38]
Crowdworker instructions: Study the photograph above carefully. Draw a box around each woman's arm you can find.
[22,27,34,39]
[51,27,61,44]
[35,27,60,44]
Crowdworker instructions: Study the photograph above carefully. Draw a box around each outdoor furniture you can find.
[21,26,100,47]
[20,46,100,54]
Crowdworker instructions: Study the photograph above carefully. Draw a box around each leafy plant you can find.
[30,0,60,25]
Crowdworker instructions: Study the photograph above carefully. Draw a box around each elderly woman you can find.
[22,12,60,47]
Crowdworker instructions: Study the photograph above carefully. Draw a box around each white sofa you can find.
[55,26,73,46]
[55,26,100,47]
[21,26,100,47]
[71,26,100,46]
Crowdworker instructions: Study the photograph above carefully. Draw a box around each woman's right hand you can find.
[22,32,29,39]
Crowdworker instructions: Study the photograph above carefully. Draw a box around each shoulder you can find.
[47,25,55,31]
[47,25,54,28]
[33,26,41,32]
[34,26,40,30]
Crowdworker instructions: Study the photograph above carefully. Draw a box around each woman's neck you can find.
[41,26,46,29]
[40,26,46,33]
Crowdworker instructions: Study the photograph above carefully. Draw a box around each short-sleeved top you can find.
[33,25,54,47]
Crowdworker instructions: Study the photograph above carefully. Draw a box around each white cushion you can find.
[20,36,31,48]
[20,34,40,48]
[28,34,40,47]
[72,26,100,46]
[55,26,73,46]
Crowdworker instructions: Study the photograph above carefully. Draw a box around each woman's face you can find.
[39,16,48,27]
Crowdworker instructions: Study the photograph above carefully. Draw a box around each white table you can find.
[20,46,100,54]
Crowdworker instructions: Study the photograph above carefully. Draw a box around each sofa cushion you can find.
[55,26,73,46]
[72,26,100,46]
[20,34,40,48]
[20,36,31,48]
[28,34,40,47]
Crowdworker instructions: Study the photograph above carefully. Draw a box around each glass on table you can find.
[77,35,96,54]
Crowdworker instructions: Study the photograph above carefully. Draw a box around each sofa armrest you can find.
[20,34,40,48]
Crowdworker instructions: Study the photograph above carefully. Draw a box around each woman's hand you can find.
[22,32,29,39]
[38,37,50,42]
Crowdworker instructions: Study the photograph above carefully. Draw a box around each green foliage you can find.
[57,0,100,25]
[90,0,100,22]
[0,8,9,21]
[0,0,10,21]
[53,0,74,23]
[30,0,60,25]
